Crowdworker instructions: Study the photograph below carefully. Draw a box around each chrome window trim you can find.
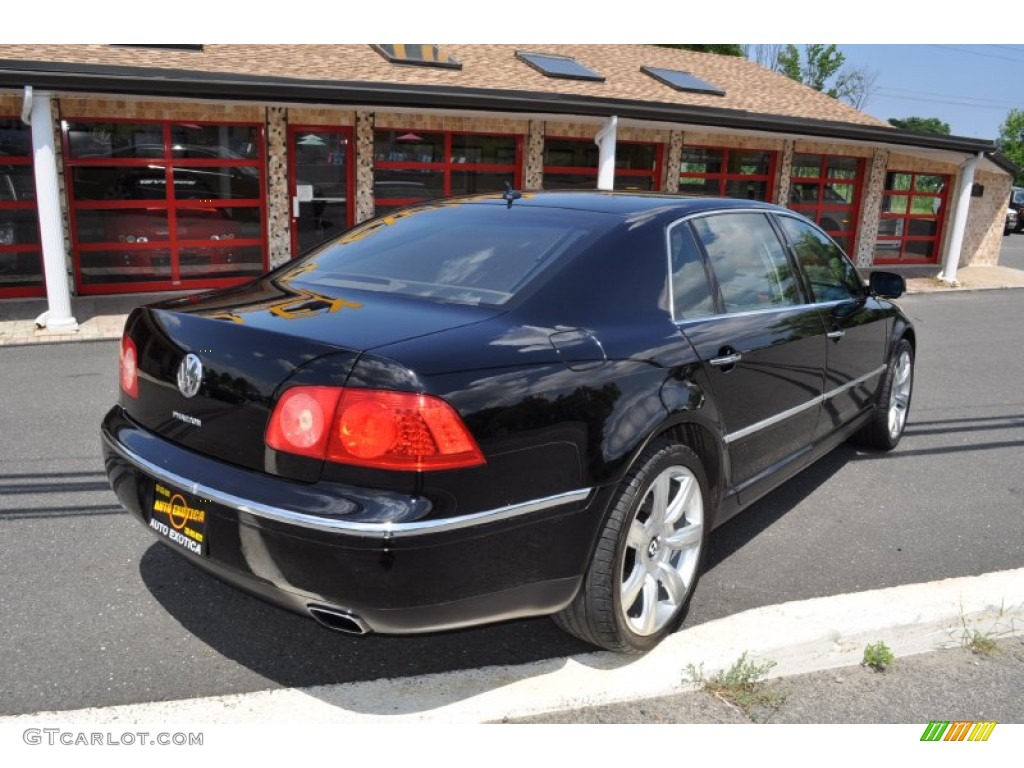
[104,432,592,539]
[723,365,885,444]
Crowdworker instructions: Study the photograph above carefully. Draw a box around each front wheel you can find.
[553,440,709,653]
[853,338,914,450]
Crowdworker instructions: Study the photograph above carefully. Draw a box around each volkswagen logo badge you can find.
[176,353,203,399]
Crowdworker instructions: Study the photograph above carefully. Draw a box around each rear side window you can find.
[283,203,614,306]
[668,222,716,320]
[776,215,863,302]
[692,212,801,313]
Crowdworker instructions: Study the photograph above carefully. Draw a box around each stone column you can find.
[776,140,795,205]
[663,131,683,193]
[524,120,545,189]
[855,149,890,268]
[265,107,291,268]
[354,111,376,223]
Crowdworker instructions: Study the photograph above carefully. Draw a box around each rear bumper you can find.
[102,407,607,634]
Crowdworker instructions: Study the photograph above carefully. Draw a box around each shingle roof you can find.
[0,44,889,128]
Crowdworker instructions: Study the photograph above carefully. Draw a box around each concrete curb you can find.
[2,569,1021,724]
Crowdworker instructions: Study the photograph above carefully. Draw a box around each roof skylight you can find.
[641,66,725,96]
[516,51,604,82]
[372,45,461,70]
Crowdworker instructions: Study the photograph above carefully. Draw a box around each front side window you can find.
[777,215,863,302]
[680,146,776,202]
[692,212,800,312]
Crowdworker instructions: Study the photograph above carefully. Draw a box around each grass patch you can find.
[685,652,786,720]
[862,641,894,671]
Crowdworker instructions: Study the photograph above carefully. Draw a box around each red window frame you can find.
[678,145,777,202]
[788,153,865,255]
[0,117,43,299]
[542,137,662,191]
[287,125,355,257]
[875,170,950,265]
[373,130,522,214]
[62,118,268,295]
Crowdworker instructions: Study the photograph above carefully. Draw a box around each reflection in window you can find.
[693,213,799,312]
[788,153,864,252]
[543,138,659,191]
[669,223,716,320]
[373,130,519,214]
[64,118,266,291]
[680,147,775,201]
[0,118,42,297]
[777,215,862,302]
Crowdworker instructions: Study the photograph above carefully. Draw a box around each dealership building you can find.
[0,44,1016,330]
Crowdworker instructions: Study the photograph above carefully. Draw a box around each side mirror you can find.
[869,271,906,299]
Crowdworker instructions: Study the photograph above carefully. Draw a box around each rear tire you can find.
[553,440,709,653]
[853,338,914,450]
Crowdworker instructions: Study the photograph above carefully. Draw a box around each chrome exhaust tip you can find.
[307,604,371,635]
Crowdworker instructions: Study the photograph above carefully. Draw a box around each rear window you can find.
[280,202,614,306]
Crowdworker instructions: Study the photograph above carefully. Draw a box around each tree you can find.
[997,108,1024,185]
[773,44,877,110]
[743,44,785,71]
[888,117,951,135]
[656,44,744,57]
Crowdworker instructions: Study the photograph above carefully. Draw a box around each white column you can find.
[595,115,618,191]
[28,89,78,331]
[938,152,981,285]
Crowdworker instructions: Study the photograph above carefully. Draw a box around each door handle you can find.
[709,352,743,368]
[827,330,846,340]
[292,196,300,218]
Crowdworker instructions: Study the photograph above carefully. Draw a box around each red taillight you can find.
[265,387,341,459]
[266,386,485,471]
[120,336,139,399]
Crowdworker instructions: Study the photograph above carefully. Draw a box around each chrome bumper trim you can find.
[104,431,592,538]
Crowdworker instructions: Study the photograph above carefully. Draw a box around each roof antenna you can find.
[502,180,522,209]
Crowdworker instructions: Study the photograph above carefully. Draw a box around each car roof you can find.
[450,190,782,218]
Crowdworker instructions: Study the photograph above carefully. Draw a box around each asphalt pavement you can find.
[1,242,1023,725]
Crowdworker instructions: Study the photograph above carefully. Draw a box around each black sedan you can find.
[102,192,914,653]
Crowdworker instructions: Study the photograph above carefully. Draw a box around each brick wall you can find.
[961,170,1012,266]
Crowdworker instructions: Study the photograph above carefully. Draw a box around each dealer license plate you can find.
[149,481,208,557]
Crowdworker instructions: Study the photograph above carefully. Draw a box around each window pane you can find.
[0,250,42,286]
[76,209,169,244]
[693,213,800,312]
[910,195,941,215]
[79,248,172,284]
[0,119,31,156]
[790,182,819,204]
[826,156,859,179]
[778,215,861,302]
[543,172,596,190]
[791,153,822,178]
[66,122,165,159]
[884,172,912,191]
[669,224,715,320]
[180,245,262,279]
[450,134,517,165]
[616,144,657,171]
[544,139,598,169]
[679,176,720,196]
[814,211,854,232]
[0,165,36,201]
[728,151,771,176]
[170,125,260,160]
[374,131,445,163]
[914,175,945,193]
[681,147,723,175]
[882,194,908,214]
[614,173,655,192]
[176,207,257,241]
[374,169,444,201]
[71,167,169,201]
[907,218,938,237]
[724,179,769,201]
[450,171,516,196]
[171,166,261,200]
[0,209,38,245]
[905,240,936,259]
